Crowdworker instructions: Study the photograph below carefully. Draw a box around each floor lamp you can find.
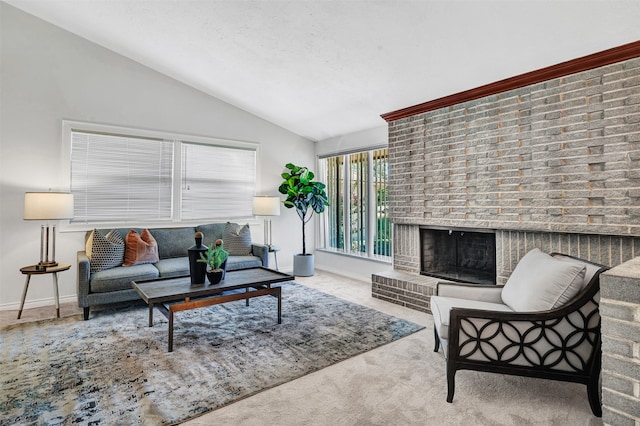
[24,192,74,270]
[252,196,281,248]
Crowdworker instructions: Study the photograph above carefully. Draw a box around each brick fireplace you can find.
[372,54,640,313]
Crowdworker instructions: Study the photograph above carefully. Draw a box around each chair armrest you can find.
[251,244,269,268]
[77,251,91,307]
[448,292,601,371]
[436,282,504,303]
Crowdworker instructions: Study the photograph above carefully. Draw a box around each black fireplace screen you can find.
[420,228,496,285]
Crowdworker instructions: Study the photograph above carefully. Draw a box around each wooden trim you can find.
[381,40,640,122]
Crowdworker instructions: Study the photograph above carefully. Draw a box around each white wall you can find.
[314,125,393,282]
[0,3,315,309]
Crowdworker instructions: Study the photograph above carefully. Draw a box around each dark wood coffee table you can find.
[132,267,294,352]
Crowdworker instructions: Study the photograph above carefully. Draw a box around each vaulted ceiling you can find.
[6,0,640,141]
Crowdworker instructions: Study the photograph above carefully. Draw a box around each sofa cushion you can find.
[196,223,227,247]
[150,227,196,259]
[431,295,513,338]
[501,248,586,312]
[226,255,262,270]
[90,264,159,293]
[123,229,159,266]
[223,222,252,256]
[87,229,125,273]
[154,257,190,278]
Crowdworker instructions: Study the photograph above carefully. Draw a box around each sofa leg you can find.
[83,307,90,320]
[434,328,440,352]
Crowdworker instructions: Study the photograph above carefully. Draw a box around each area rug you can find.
[0,282,423,425]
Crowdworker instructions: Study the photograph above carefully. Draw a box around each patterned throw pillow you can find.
[123,229,159,266]
[88,229,125,273]
[223,222,252,256]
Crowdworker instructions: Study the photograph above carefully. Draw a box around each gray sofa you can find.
[77,223,268,320]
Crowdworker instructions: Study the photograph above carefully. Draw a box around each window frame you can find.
[61,120,259,230]
[317,146,391,261]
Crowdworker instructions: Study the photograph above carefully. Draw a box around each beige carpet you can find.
[2,270,603,426]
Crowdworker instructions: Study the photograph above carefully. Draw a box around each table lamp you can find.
[24,192,74,269]
[252,196,280,248]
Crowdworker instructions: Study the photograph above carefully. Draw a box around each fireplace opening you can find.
[420,227,496,285]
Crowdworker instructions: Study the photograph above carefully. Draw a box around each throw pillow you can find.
[501,248,586,312]
[88,229,125,273]
[123,228,159,266]
[223,222,252,256]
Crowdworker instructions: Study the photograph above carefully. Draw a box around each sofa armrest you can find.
[251,244,269,268]
[77,251,91,308]
[436,282,504,303]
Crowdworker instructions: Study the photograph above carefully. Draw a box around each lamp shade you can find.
[252,196,281,216]
[24,192,74,220]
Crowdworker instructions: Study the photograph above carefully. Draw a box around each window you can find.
[181,142,256,220]
[66,121,257,224]
[319,148,391,259]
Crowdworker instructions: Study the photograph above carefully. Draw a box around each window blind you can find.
[70,131,174,223]
[181,142,256,219]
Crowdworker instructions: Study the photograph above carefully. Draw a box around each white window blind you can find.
[71,131,174,223]
[181,142,256,219]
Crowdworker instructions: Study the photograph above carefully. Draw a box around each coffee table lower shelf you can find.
[132,267,293,352]
[158,285,281,352]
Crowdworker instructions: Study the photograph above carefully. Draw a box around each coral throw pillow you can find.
[123,229,159,266]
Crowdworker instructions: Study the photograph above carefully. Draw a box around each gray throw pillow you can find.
[501,248,586,312]
[223,222,252,256]
[88,229,125,273]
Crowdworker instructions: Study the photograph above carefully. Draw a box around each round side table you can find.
[18,263,71,319]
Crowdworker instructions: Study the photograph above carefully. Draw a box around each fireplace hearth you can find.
[420,227,496,285]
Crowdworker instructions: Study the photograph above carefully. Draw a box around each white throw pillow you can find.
[501,248,586,312]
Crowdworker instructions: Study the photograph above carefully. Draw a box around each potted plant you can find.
[197,239,229,284]
[278,163,328,276]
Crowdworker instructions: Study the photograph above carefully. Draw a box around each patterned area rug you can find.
[0,282,423,425]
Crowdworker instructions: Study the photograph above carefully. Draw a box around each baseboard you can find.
[314,265,370,283]
[0,294,77,311]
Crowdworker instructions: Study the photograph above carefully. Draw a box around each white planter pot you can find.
[293,253,314,277]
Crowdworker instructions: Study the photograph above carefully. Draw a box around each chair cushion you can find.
[553,253,601,291]
[501,248,586,312]
[431,295,513,338]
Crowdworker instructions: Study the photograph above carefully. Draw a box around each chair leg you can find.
[587,380,602,417]
[446,361,456,403]
[434,328,440,352]
[587,348,603,417]
[83,307,90,320]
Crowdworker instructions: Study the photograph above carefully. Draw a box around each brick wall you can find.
[388,57,640,237]
[600,257,640,425]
